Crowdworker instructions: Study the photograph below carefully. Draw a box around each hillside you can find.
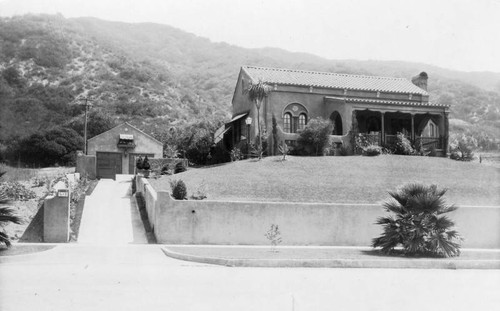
[0,14,499,158]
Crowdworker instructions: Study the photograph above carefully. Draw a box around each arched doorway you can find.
[329,111,343,135]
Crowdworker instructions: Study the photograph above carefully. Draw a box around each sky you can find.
[0,0,499,73]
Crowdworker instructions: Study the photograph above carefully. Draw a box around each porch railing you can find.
[415,137,443,150]
[360,133,443,150]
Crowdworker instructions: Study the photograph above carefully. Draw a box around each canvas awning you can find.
[214,126,230,144]
[118,134,135,148]
[119,134,134,140]
[229,113,248,123]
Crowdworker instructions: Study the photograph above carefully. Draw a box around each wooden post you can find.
[411,113,415,142]
[381,112,385,145]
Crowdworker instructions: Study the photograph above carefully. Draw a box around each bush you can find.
[0,181,36,201]
[170,179,187,200]
[449,133,476,161]
[297,117,333,156]
[339,145,350,156]
[161,165,173,175]
[142,156,151,170]
[230,147,243,161]
[14,127,83,166]
[136,156,144,170]
[174,161,187,174]
[372,183,462,258]
[363,144,382,156]
[390,132,415,155]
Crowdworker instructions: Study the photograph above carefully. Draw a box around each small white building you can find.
[86,122,163,179]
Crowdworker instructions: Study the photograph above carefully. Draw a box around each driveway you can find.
[78,175,147,244]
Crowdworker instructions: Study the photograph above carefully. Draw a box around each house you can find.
[85,122,163,179]
[224,66,449,156]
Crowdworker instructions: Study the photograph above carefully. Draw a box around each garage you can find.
[83,122,164,179]
[96,152,122,180]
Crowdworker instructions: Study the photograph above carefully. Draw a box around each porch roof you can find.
[325,96,449,108]
[243,66,429,95]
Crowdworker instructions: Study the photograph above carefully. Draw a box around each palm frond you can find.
[0,231,13,247]
[434,216,455,231]
[437,204,458,215]
[0,191,11,204]
[0,207,22,224]
[245,79,271,103]
[382,199,406,215]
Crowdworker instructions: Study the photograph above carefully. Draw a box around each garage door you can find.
[96,152,122,180]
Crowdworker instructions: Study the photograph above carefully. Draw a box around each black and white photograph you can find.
[0,0,499,310]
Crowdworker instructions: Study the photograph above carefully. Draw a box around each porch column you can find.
[444,111,449,155]
[381,112,385,144]
[411,113,415,141]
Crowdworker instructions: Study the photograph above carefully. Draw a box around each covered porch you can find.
[353,108,449,155]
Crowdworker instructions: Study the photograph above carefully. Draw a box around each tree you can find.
[16,127,83,166]
[372,183,462,258]
[297,117,333,156]
[245,79,271,159]
[67,110,116,139]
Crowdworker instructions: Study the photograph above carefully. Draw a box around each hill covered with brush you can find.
[0,14,498,162]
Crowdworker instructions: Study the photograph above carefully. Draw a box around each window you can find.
[283,113,292,133]
[298,114,307,131]
[283,103,308,133]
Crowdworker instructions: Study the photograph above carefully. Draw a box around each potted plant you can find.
[136,156,143,175]
[142,156,151,178]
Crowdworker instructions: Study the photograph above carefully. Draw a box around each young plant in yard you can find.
[265,224,282,252]
[372,183,462,258]
[278,142,289,161]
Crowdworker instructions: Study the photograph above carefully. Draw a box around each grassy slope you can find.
[149,156,500,206]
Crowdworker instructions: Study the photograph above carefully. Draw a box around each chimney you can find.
[411,72,428,91]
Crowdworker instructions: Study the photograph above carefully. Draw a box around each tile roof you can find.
[325,96,449,108]
[242,66,429,95]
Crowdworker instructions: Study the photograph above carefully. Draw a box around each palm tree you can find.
[372,183,462,257]
[1,192,22,247]
[245,79,271,159]
[1,171,22,247]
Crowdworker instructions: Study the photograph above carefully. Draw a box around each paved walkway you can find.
[78,175,147,244]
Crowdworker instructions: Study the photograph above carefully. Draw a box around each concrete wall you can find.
[87,123,163,174]
[136,176,158,230]
[135,177,500,248]
[76,154,96,179]
[43,181,70,243]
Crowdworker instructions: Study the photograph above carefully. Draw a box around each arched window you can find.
[283,103,308,133]
[283,113,292,133]
[423,120,439,137]
[298,114,307,131]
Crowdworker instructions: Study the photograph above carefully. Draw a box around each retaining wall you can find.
[135,177,500,248]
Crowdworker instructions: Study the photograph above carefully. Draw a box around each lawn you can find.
[148,155,500,206]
